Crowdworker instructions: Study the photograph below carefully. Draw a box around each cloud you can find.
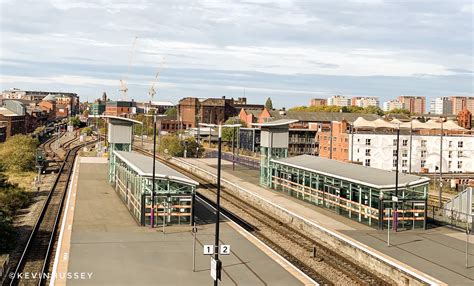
[0,0,472,106]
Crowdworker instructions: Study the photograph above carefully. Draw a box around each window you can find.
[365,139,371,146]
[357,138,360,142]
[458,151,463,157]
[393,149,397,157]
[421,140,427,147]
[393,139,397,146]
[458,161,462,169]
[421,150,427,158]
[365,159,371,166]
[402,139,408,146]
[458,141,463,148]
[448,151,452,158]
[402,150,408,157]
[365,149,371,156]
[402,160,407,167]
[393,159,397,168]
[323,147,327,150]
[421,160,426,168]
[448,161,452,169]
[449,141,453,148]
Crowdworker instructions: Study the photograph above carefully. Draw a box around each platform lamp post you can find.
[146,112,167,228]
[199,122,241,286]
[394,123,400,232]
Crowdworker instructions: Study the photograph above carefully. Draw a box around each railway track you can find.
[8,140,95,286]
[134,147,393,285]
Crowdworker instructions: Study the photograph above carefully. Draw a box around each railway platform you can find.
[51,157,313,285]
[181,158,474,286]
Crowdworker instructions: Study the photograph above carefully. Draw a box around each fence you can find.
[204,150,260,170]
[427,205,473,231]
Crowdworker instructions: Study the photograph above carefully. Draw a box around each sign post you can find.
[387,208,391,247]
[192,223,197,272]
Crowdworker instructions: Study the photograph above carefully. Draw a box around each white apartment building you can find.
[352,97,380,108]
[430,97,453,115]
[383,100,404,112]
[349,133,474,173]
[327,95,351,107]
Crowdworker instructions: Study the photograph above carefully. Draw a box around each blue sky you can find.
[0,0,472,108]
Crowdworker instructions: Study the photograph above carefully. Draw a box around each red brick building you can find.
[457,108,472,129]
[317,120,350,162]
[309,98,327,107]
[239,108,263,127]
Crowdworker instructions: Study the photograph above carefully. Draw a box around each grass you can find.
[4,171,36,191]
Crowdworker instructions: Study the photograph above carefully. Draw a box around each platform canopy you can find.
[252,119,299,127]
[114,151,198,186]
[272,154,430,190]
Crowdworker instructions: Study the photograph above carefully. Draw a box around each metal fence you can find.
[204,151,260,170]
[427,205,473,232]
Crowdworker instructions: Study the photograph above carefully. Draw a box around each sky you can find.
[0,0,472,108]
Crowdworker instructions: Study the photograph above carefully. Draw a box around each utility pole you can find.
[151,112,157,228]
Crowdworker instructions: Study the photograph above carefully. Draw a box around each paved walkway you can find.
[53,158,310,286]
[183,158,474,286]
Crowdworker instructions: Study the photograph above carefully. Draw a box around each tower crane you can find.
[119,36,138,100]
[148,58,165,98]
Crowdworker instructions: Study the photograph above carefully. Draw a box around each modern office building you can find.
[351,97,380,108]
[398,96,426,114]
[430,97,453,115]
[383,100,405,112]
[327,95,351,107]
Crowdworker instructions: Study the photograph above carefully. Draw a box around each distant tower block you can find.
[252,119,298,187]
[105,116,143,182]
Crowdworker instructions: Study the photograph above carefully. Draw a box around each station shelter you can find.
[105,116,198,226]
[109,151,198,226]
[254,119,430,229]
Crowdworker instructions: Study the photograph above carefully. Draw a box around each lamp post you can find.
[394,124,400,232]
[199,122,241,286]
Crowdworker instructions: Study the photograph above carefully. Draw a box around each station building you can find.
[105,116,198,226]
[254,119,431,229]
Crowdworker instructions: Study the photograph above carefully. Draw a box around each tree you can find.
[82,109,90,117]
[222,118,246,142]
[0,135,38,172]
[158,135,184,156]
[82,127,93,136]
[165,107,177,119]
[69,116,81,128]
[265,97,273,110]
[386,108,410,115]
[363,106,384,116]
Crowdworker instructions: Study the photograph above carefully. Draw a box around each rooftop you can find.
[272,155,430,189]
[114,151,198,186]
[268,110,380,123]
[252,119,299,127]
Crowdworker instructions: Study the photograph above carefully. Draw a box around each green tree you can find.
[0,215,15,253]
[69,116,81,128]
[265,97,273,110]
[82,127,93,136]
[82,109,90,117]
[165,107,177,119]
[0,135,39,172]
[158,135,184,156]
[386,108,410,115]
[363,106,384,116]
[221,118,246,142]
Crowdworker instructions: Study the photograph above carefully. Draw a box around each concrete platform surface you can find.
[183,158,474,286]
[60,161,307,286]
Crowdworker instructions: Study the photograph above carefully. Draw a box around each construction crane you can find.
[148,58,165,98]
[119,36,138,100]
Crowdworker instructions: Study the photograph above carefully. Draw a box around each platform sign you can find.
[391,196,398,202]
[210,257,221,281]
[203,245,214,255]
[210,258,217,281]
[220,245,231,255]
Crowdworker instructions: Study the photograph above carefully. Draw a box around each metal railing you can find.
[427,205,473,231]
[204,151,260,170]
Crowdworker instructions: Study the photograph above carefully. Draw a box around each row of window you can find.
[362,138,465,148]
